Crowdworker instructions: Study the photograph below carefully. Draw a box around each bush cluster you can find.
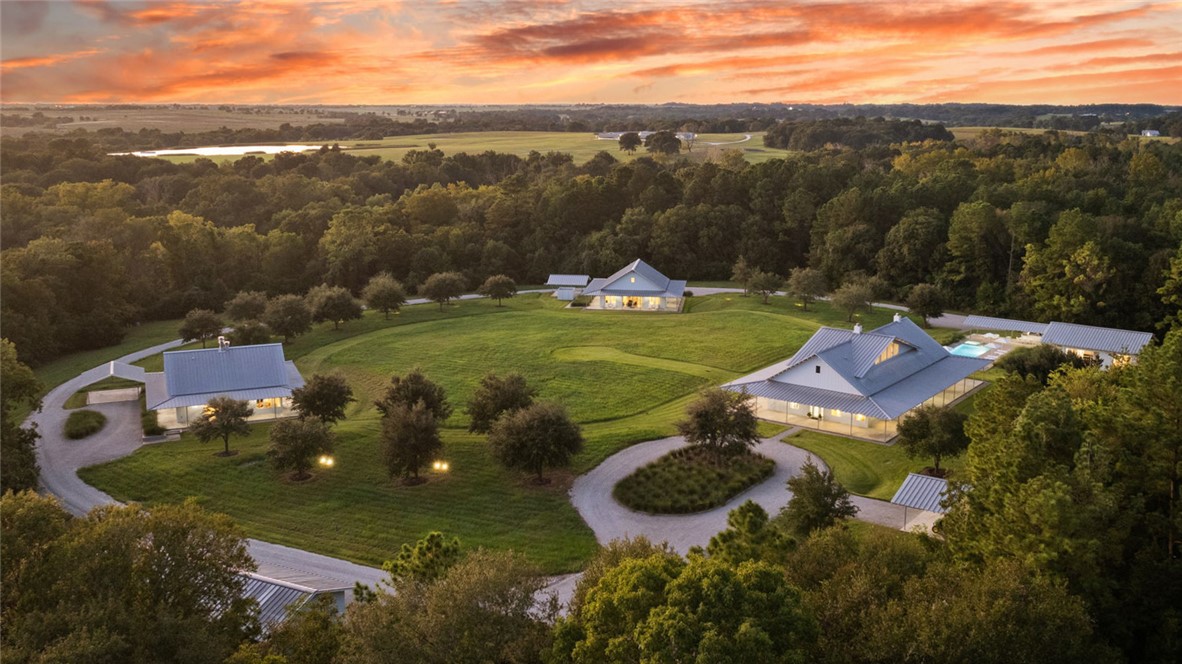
[64,410,107,439]
[614,446,774,514]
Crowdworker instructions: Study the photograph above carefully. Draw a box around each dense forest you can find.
[2,120,1179,367]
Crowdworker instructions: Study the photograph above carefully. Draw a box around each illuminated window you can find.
[630,276,636,283]
[855,414,866,422]
[789,402,799,409]
[831,409,842,417]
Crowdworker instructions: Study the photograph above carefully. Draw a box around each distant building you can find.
[582,259,686,312]
[242,572,352,634]
[1142,129,1161,137]
[546,274,590,301]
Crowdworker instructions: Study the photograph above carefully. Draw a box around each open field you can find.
[134,130,796,165]
[80,293,916,572]
[786,429,966,501]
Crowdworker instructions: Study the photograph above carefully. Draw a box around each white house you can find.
[582,259,686,312]
[724,315,989,441]
[143,340,305,430]
[1142,129,1161,137]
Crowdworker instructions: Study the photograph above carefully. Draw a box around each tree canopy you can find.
[189,396,253,456]
[487,402,583,483]
[676,388,761,460]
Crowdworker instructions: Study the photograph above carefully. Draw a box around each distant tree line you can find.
[762,117,955,150]
[2,124,1180,367]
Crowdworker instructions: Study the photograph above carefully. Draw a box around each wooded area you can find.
[3,120,1178,367]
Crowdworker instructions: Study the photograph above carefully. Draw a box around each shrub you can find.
[614,446,775,514]
[64,410,107,439]
[141,408,165,436]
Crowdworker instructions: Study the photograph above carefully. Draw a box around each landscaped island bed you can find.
[79,293,913,573]
[614,446,776,514]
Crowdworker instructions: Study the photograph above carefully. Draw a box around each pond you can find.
[109,144,325,157]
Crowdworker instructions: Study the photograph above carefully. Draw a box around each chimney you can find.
[853,323,863,334]
[217,335,229,351]
[893,313,902,322]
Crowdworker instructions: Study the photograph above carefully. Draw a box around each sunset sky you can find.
[2,0,1180,105]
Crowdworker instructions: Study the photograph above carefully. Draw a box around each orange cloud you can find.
[0,48,102,72]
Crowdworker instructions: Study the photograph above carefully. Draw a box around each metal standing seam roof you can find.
[145,344,305,410]
[726,318,990,420]
[1042,322,1155,355]
[960,315,1049,335]
[241,574,314,630]
[546,274,590,287]
[583,259,686,298]
[891,473,950,513]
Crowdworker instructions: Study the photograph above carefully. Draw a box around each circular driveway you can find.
[570,432,813,553]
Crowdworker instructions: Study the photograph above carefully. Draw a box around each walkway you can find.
[28,340,387,591]
[569,429,910,555]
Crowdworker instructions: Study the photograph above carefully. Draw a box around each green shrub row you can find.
[613,446,775,514]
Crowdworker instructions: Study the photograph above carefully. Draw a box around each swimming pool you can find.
[948,341,990,358]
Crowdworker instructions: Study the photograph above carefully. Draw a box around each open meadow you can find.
[79,293,914,573]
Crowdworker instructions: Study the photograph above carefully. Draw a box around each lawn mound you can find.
[614,446,775,514]
[64,410,107,440]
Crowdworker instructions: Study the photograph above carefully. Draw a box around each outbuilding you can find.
[582,259,686,312]
[144,339,305,430]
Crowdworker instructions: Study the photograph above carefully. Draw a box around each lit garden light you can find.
[432,460,450,472]
[318,455,335,468]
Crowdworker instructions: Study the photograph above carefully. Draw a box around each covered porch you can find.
[156,396,297,431]
[752,377,982,443]
[585,294,682,312]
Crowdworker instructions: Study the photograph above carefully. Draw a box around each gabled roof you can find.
[145,343,304,410]
[961,315,1048,335]
[583,259,686,298]
[891,473,950,513]
[1042,322,1154,355]
[726,318,989,420]
[546,274,590,287]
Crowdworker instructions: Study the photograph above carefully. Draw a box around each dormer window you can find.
[630,277,636,283]
[874,341,901,365]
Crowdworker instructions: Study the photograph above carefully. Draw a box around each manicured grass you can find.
[82,293,907,573]
[785,430,965,501]
[64,410,107,439]
[756,420,789,439]
[614,446,775,514]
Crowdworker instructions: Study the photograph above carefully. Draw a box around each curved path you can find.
[570,430,910,555]
[29,340,387,591]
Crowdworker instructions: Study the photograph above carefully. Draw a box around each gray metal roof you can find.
[103,361,147,382]
[961,315,1048,335]
[546,274,590,287]
[146,344,304,410]
[583,259,685,298]
[1042,322,1154,355]
[891,473,950,513]
[726,318,989,420]
[243,573,314,629]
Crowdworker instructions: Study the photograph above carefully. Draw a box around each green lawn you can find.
[785,430,965,501]
[79,293,908,573]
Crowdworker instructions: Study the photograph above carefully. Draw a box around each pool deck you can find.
[945,332,1032,362]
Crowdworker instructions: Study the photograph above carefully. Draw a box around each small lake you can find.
[110,144,325,157]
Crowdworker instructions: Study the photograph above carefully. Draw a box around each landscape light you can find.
[433,460,450,472]
[318,455,335,467]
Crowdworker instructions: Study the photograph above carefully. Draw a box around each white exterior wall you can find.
[755,396,875,429]
[770,358,860,394]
